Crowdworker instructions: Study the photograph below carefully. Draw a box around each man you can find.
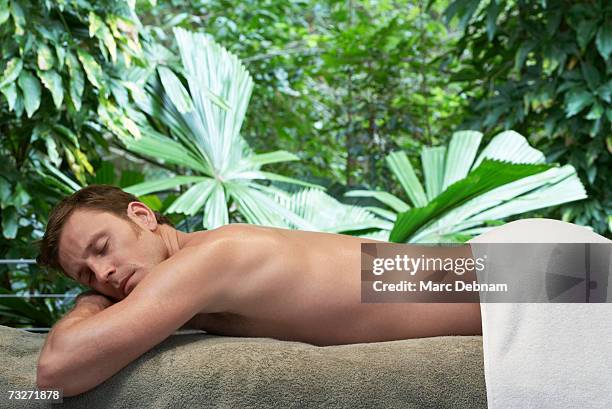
[35,185,482,396]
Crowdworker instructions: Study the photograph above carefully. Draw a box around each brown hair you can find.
[36,184,173,272]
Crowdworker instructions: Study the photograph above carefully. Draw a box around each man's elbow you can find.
[36,357,88,397]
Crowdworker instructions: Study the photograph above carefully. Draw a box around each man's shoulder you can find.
[173,224,289,276]
[182,223,288,252]
[165,224,291,313]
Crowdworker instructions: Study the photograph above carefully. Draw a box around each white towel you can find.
[469,218,612,409]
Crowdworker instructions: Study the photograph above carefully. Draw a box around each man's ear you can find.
[126,201,158,231]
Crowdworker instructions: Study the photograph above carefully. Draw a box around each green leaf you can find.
[514,41,535,71]
[45,136,61,166]
[472,130,545,167]
[586,102,604,120]
[121,128,209,173]
[227,182,308,230]
[0,178,11,204]
[101,26,117,62]
[232,170,321,188]
[576,20,598,50]
[564,89,594,117]
[37,69,64,108]
[443,130,482,188]
[581,62,601,90]
[37,44,55,71]
[485,0,502,40]
[0,0,9,25]
[10,0,25,36]
[444,0,480,32]
[413,166,586,242]
[173,27,249,167]
[54,44,66,69]
[118,169,144,188]
[249,150,299,166]
[11,183,30,207]
[389,159,552,243]
[93,161,116,185]
[275,188,389,233]
[595,22,612,60]
[139,195,163,211]
[120,115,141,139]
[0,83,18,110]
[66,53,84,110]
[77,49,103,89]
[421,146,446,200]
[17,71,41,117]
[0,57,23,88]
[88,12,104,37]
[158,66,194,114]
[344,189,410,213]
[2,206,18,239]
[53,124,80,148]
[597,80,612,103]
[203,183,228,228]
[40,161,80,192]
[166,179,215,216]
[124,176,208,196]
[386,151,428,207]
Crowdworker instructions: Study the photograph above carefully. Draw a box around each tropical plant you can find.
[121,28,321,230]
[346,130,587,242]
[270,187,392,236]
[140,0,466,189]
[443,0,612,235]
[0,0,147,319]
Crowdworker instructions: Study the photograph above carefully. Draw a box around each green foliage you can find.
[1,0,609,328]
[141,0,465,190]
[348,130,587,243]
[0,0,148,326]
[390,159,551,242]
[123,28,320,230]
[0,0,146,241]
[271,187,392,235]
[444,0,612,235]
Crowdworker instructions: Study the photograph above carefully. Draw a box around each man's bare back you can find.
[181,224,482,346]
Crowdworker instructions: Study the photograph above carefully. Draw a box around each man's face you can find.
[57,205,168,300]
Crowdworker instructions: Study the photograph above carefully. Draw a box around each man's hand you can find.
[75,290,115,310]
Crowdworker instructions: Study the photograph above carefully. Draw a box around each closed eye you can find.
[99,240,108,255]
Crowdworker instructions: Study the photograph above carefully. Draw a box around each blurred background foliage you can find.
[0,0,609,328]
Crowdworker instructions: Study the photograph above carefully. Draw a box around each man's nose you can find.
[89,260,116,283]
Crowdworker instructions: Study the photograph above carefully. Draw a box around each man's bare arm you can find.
[35,232,238,396]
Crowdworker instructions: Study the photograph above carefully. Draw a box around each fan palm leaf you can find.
[346,130,587,243]
[122,28,321,229]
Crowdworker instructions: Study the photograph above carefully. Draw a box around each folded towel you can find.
[469,218,612,409]
[0,325,486,408]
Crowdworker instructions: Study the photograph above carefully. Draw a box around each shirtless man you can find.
[35,185,482,396]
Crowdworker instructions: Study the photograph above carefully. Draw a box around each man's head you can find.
[37,185,174,300]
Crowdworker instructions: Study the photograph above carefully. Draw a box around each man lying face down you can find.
[35,185,482,396]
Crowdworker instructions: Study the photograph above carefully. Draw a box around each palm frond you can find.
[390,159,552,242]
[273,188,392,233]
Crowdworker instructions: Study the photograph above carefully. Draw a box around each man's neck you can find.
[157,224,190,258]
